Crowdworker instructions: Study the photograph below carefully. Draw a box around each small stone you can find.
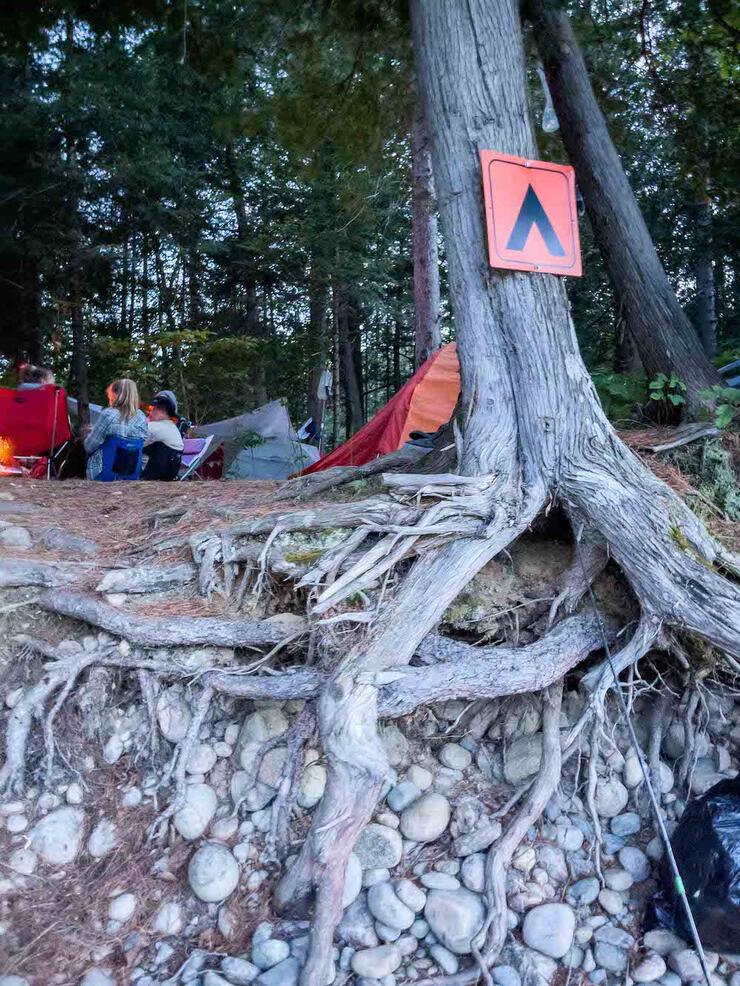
[5,814,27,834]
[512,846,536,873]
[157,688,191,743]
[0,977,30,986]
[174,783,218,840]
[363,867,392,887]
[204,974,235,986]
[491,966,521,986]
[152,901,183,935]
[537,845,568,883]
[598,889,624,915]
[375,920,401,942]
[338,897,379,949]
[394,879,426,913]
[211,815,239,841]
[352,945,402,977]
[593,925,634,949]
[66,782,84,805]
[556,825,584,852]
[646,836,664,862]
[431,944,459,974]
[9,848,37,874]
[88,818,118,858]
[643,930,688,956]
[668,950,708,982]
[438,744,472,770]
[186,743,218,774]
[406,765,433,790]
[424,888,486,955]
[623,754,643,789]
[522,903,576,959]
[239,708,288,746]
[594,778,629,818]
[610,812,641,837]
[566,877,600,906]
[461,853,485,893]
[0,526,32,547]
[420,872,460,890]
[387,782,421,813]
[102,735,124,763]
[355,824,403,869]
[254,957,301,986]
[221,957,260,984]
[108,893,136,922]
[368,883,415,930]
[297,763,326,808]
[188,843,240,902]
[452,820,502,856]
[594,942,628,974]
[632,954,667,983]
[603,868,633,891]
[343,853,363,908]
[29,806,85,864]
[253,939,291,970]
[618,846,650,881]
[504,735,542,785]
[380,724,410,768]
[400,792,451,843]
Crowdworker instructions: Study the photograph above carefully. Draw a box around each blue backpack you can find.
[96,435,144,481]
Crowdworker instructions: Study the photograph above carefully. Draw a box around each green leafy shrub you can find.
[590,370,647,424]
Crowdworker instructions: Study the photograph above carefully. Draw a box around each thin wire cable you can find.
[575,545,713,986]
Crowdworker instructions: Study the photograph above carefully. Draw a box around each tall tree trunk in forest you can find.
[120,234,129,337]
[337,289,364,438]
[411,96,441,369]
[526,0,722,415]
[187,250,201,329]
[225,143,260,337]
[693,194,717,358]
[69,254,89,428]
[141,234,150,340]
[307,273,329,437]
[278,4,739,983]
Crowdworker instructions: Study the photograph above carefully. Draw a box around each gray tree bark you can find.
[526,0,722,415]
[411,96,442,369]
[693,194,717,358]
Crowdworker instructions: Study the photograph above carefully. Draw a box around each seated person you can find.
[84,378,148,479]
[142,390,184,481]
[18,364,55,389]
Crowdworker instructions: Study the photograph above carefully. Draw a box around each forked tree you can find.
[1,3,738,986]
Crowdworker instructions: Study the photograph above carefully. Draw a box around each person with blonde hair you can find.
[84,378,148,480]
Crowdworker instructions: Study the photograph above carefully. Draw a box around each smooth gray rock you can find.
[643,930,688,955]
[367,883,415,931]
[343,853,363,908]
[253,939,290,971]
[399,793,451,843]
[79,971,115,986]
[430,944,459,974]
[491,966,521,986]
[188,843,240,902]
[438,744,472,771]
[618,846,650,881]
[521,903,576,959]
[87,817,118,858]
[174,783,218,840]
[452,820,502,856]
[424,888,486,955]
[594,942,628,974]
[338,897,379,949]
[594,778,628,818]
[29,806,85,864]
[351,945,402,978]
[355,824,403,869]
[254,958,301,986]
[156,688,191,743]
[610,812,641,837]
[537,845,568,883]
[566,877,600,905]
[593,925,635,949]
[420,872,460,890]
[394,879,426,913]
[632,954,668,983]
[460,853,485,893]
[503,735,542,785]
[387,782,421,813]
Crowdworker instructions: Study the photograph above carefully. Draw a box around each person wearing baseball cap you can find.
[142,390,184,481]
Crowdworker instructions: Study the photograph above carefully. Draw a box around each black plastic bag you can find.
[655,776,740,951]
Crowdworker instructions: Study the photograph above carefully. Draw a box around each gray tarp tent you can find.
[193,400,319,480]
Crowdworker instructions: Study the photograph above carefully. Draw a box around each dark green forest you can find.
[1,0,737,437]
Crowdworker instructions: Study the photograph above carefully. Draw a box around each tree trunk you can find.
[277,4,738,983]
[225,142,261,337]
[411,96,441,369]
[526,0,722,415]
[307,273,329,434]
[70,258,89,428]
[337,289,364,437]
[693,194,717,358]
[141,233,150,340]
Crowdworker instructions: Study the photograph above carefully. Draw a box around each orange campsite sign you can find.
[480,150,582,277]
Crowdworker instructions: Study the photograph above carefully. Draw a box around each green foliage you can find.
[648,373,687,407]
[591,370,646,424]
[699,386,740,429]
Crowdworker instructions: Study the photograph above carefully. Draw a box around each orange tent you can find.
[302,343,460,474]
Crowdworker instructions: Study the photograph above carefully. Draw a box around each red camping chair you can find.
[0,386,73,479]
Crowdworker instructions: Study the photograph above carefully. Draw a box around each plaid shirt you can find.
[84,407,148,479]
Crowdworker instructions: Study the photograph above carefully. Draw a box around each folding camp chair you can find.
[0,385,73,479]
[178,435,217,480]
[96,435,144,482]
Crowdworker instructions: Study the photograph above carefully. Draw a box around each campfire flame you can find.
[0,436,14,467]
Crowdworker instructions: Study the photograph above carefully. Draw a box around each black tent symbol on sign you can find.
[505,184,566,257]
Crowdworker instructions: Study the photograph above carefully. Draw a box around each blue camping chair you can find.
[96,435,144,482]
